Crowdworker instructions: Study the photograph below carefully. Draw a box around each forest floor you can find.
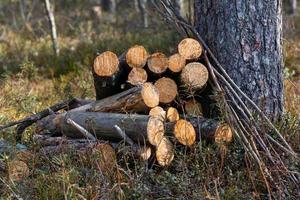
[0,10,300,200]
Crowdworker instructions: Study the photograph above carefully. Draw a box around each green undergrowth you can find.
[0,6,300,200]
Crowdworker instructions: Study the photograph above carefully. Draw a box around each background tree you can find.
[136,0,148,28]
[195,0,284,120]
[43,0,59,56]
[101,0,116,23]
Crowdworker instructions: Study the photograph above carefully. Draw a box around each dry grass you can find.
[0,5,299,200]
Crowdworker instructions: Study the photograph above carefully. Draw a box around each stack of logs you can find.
[34,38,232,167]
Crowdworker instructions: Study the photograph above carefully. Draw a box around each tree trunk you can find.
[137,0,148,28]
[289,0,297,15]
[174,0,184,17]
[195,1,284,121]
[101,0,116,23]
[43,0,59,56]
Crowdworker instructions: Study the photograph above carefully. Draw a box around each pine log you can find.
[90,84,159,112]
[93,51,124,99]
[149,106,166,121]
[127,68,148,85]
[180,62,209,90]
[184,99,203,116]
[156,137,174,166]
[178,38,202,60]
[141,82,160,108]
[147,52,169,75]
[173,119,196,146]
[168,53,186,73]
[7,160,30,182]
[147,116,165,146]
[125,45,149,68]
[166,107,180,122]
[47,112,232,145]
[154,77,178,104]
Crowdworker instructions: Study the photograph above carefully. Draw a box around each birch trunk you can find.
[43,0,59,56]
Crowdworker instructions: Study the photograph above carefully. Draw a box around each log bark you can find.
[43,112,232,144]
[195,0,284,120]
[154,77,178,104]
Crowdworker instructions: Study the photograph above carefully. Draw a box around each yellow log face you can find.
[173,119,196,146]
[181,62,209,90]
[178,38,202,60]
[128,68,148,85]
[156,137,174,166]
[93,51,119,77]
[8,160,29,182]
[137,146,152,160]
[166,107,180,122]
[168,53,186,73]
[149,106,166,121]
[147,116,165,146]
[141,82,160,108]
[147,52,169,74]
[126,45,149,68]
[184,99,203,116]
[155,77,178,104]
[215,124,233,144]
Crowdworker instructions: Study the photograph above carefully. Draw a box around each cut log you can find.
[168,53,186,73]
[166,107,180,122]
[128,68,148,85]
[94,51,119,77]
[125,45,149,68]
[156,137,174,166]
[147,116,165,146]
[180,62,209,90]
[173,119,196,146]
[178,38,202,60]
[7,160,29,182]
[154,77,178,104]
[141,82,160,108]
[147,52,169,75]
[184,99,203,116]
[90,86,148,113]
[137,146,152,160]
[93,51,123,99]
[149,106,166,121]
[43,112,232,145]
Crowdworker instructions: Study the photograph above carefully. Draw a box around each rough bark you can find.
[43,0,59,55]
[41,112,232,144]
[194,0,284,120]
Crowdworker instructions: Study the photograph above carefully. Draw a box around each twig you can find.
[0,98,77,134]
[66,118,97,141]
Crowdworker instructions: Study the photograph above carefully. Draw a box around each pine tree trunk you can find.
[195,0,284,121]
